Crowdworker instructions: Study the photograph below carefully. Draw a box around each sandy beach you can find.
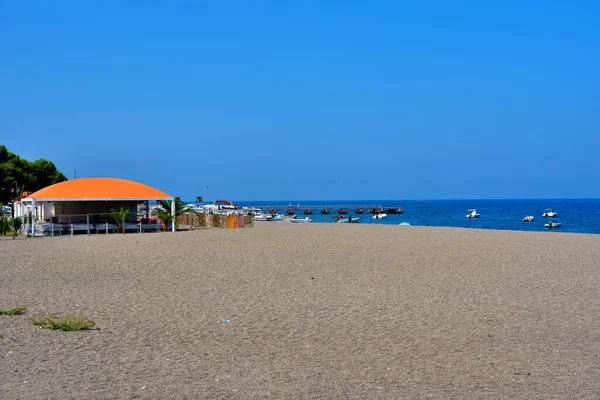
[1,223,599,399]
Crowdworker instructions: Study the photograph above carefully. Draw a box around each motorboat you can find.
[355,209,364,214]
[287,209,295,215]
[466,209,480,218]
[522,215,534,222]
[304,209,313,215]
[253,214,273,222]
[321,208,330,215]
[372,213,387,220]
[369,207,383,214]
[332,215,345,219]
[289,217,311,223]
[272,214,284,221]
[544,220,561,229]
[386,208,403,214]
[337,216,360,223]
[338,209,348,214]
[542,209,558,218]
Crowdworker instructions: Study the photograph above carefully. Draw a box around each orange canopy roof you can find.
[24,178,172,201]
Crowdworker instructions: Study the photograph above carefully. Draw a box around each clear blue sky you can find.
[2,1,599,200]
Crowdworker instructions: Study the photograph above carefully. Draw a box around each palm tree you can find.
[156,197,197,230]
[108,207,131,233]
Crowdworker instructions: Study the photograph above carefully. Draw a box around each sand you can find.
[1,224,599,399]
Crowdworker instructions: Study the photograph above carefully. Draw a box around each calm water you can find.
[231,199,600,234]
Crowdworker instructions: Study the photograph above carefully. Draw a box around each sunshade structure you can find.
[20,178,175,234]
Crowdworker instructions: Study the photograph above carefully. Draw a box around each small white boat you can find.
[522,215,534,222]
[372,213,387,220]
[542,209,558,218]
[544,220,561,229]
[337,217,360,223]
[253,213,273,221]
[272,214,284,221]
[466,209,480,218]
[289,217,311,223]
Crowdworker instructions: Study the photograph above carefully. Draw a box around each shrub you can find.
[30,315,96,331]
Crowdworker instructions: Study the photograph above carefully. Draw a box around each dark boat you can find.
[287,209,295,215]
[356,208,364,214]
[269,209,277,215]
[333,215,345,219]
[338,209,348,214]
[386,208,403,214]
[369,207,382,214]
[304,209,312,215]
[321,208,330,215]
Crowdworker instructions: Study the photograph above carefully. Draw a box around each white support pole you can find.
[31,198,36,237]
[171,198,176,232]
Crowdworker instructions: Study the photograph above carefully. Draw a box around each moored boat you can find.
[338,209,348,214]
[372,213,387,220]
[356,209,364,214]
[466,209,480,218]
[304,209,312,215]
[386,208,403,214]
[337,216,360,223]
[522,215,534,222]
[543,209,558,218]
[544,220,561,229]
[287,209,295,215]
[321,208,330,215]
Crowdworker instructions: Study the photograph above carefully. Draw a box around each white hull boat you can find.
[544,221,561,229]
[372,213,387,220]
[522,216,534,222]
[466,209,480,218]
[253,214,273,221]
[542,209,558,218]
[337,217,360,223]
[289,217,311,223]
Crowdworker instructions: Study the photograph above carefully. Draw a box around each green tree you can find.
[156,197,196,229]
[0,145,67,206]
[108,207,131,233]
[195,195,203,203]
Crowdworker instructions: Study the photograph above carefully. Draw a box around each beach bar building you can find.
[18,178,175,235]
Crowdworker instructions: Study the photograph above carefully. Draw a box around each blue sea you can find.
[231,199,600,234]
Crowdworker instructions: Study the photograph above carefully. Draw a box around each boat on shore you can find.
[253,213,273,222]
[289,217,311,223]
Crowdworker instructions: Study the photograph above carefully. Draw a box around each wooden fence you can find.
[176,213,253,229]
